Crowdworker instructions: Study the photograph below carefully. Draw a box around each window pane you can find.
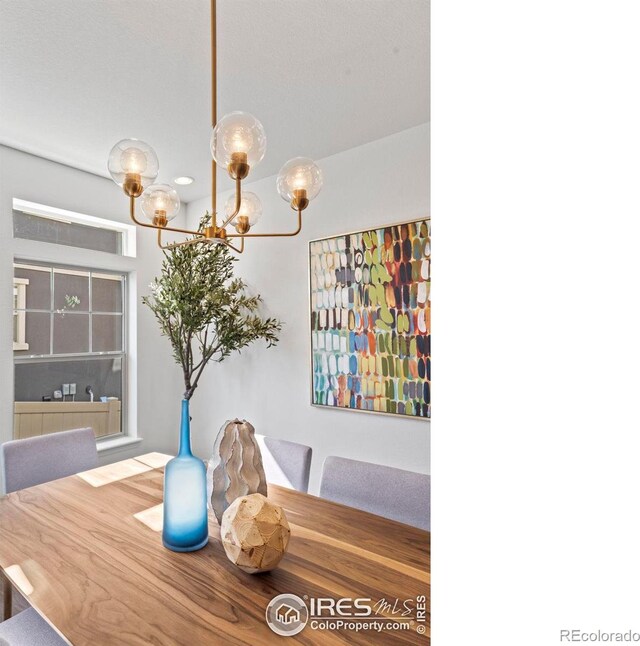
[92,314,123,352]
[13,210,122,255]
[15,357,123,402]
[92,275,123,313]
[54,270,89,312]
[13,311,51,355]
[14,266,51,310]
[14,357,123,439]
[53,313,89,354]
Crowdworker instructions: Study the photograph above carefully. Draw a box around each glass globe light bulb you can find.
[140,184,181,224]
[276,157,324,203]
[211,112,267,168]
[120,147,147,174]
[225,128,252,155]
[107,138,159,189]
[226,191,262,230]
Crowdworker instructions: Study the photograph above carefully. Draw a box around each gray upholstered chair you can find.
[0,608,67,645]
[2,427,98,494]
[255,434,312,493]
[319,456,430,531]
[1,427,98,641]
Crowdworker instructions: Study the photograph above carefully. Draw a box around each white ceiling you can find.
[0,0,429,202]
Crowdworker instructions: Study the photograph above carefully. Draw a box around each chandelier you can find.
[106,0,323,253]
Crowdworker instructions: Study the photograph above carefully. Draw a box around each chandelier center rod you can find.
[211,0,217,224]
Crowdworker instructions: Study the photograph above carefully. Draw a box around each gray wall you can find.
[185,124,430,494]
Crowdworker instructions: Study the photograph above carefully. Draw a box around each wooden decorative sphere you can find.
[220,493,291,574]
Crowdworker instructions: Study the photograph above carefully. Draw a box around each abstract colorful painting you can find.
[309,219,430,418]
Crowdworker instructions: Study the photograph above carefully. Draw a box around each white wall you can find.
[0,146,184,489]
[185,123,430,494]
[0,124,429,494]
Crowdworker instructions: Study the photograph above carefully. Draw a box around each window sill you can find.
[97,436,143,453]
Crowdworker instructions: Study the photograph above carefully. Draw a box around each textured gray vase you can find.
[207,419,268,524]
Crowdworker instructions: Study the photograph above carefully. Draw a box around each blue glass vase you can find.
[162,399,209,552]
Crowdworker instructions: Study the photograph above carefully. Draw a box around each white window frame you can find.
[13,277,29,350]
[12,198,140,453]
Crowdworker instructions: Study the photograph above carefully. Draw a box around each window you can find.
[13,210,123,255]
[12,198,136,257]
[13,262,126,440]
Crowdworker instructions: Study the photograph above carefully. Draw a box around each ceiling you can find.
[0,0,429,203]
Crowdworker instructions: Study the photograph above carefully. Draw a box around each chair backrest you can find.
[320,456,430,531]
[255,434,312,493]
[2,428,98,494]
[0,608,68,645]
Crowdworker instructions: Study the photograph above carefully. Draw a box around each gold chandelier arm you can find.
[161,236,244,252]
[129,194,204,238]
[157,228,190,250]
[158,222,244,252]
[218,177,243,229]
[223,236,245,253]
[159,236,207,251]
[227,208,303,238]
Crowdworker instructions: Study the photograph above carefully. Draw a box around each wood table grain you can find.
[0,453,430,645]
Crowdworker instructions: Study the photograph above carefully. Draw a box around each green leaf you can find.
[142,213,282,400]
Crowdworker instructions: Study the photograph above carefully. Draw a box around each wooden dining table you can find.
[0,453,430,645]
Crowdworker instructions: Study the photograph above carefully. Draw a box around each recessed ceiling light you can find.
[173,176,194,185]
